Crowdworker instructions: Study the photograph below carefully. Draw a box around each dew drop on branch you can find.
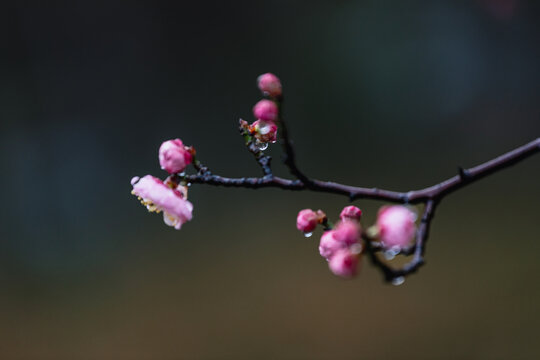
[255,141,268,151]
[384,247,401,260]
[303,232,313,238]
[391,276,405,286]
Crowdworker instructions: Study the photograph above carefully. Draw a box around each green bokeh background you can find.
[1,1,539,359]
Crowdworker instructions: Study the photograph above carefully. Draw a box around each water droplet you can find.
[383,246,401,260]
[255,141,268,151]
[303,232,313,238]
[130,176,140,185]
[187,183,192,187]
[391,276,405,286]
[350,243,363,255]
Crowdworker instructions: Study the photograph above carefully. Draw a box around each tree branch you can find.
[182,137,539,203]
[166,75,539,284]
[278,105,314,187]
[238,120,273,177]
[405,137,540,202]
[179,133,538,282]
[136,70,539,284]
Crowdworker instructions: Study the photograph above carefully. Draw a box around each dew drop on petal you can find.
[391,276,405,286]
[303,232,313,238]
[350,243,363,255]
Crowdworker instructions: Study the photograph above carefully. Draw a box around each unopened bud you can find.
[159,139,193,174]
[376,205,416,249]
[328,248,360,279]
[257,73,282,98]
[253,99,278,122]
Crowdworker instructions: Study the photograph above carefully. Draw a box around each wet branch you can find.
[182,137,539,204]
[179,134,538,282]
[176,93,539,283]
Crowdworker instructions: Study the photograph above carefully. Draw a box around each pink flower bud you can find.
[252,120,278,144]
[131,175,193,230]
[339,205,362,222]
[253,99,278,122]
[328,248,359,278]
[332,221,361,246]
[296,209,319,233]
[376,205,416,248]
[319,230,345,260]
[257,73,282,97]
[159,139,193,174]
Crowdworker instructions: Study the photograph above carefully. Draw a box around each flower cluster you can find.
[131,73,283,230]
[131,139,194,230]
[297,205,417,279]
[242,73,282,146]
[297,207,363,278]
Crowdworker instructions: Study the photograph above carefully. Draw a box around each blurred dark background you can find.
[1,1,539,359]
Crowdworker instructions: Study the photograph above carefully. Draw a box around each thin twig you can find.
[277,100,315,187]
[238,120,273,177]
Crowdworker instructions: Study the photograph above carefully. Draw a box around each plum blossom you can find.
[319,230,343,260]
[131,175,193,230]
[252,120,278,144]
[332,220,361,246]
[257,73,282,97]
[328,248,360,278]
[296,209,319,233]
[253,99,278,122]
[296,209,326,233]
[339,205,362,222]
[319,221,361,260]
[376,205,416,249]
[159,139,193,174]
